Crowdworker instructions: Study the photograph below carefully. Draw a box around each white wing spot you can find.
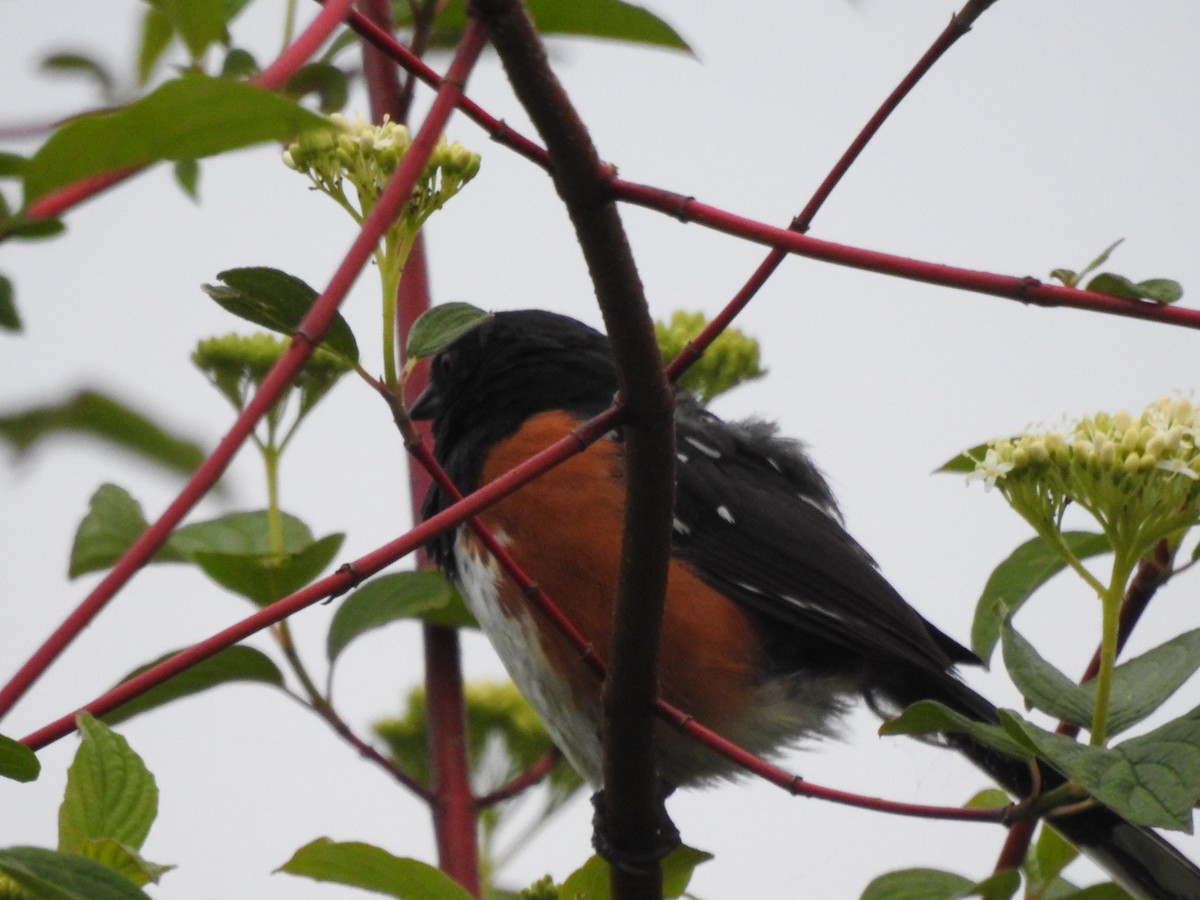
[676,452,689,464]
[684,436,722,459]
[767,457,782,472]
[716,505,735,524]
[673,517,691,536]
[781,594,849,623]
[732,579,766,596]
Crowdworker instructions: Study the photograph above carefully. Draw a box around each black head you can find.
[412,309,618,518]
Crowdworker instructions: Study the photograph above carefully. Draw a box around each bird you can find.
[410,308,1200,899]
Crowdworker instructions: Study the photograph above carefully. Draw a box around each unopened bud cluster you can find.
[968,396,1200,558]
[655,310,766,404]
[193,333,348,418]
[283,114,480,227]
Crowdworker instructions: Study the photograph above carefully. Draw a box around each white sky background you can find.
[3,1,1200,897]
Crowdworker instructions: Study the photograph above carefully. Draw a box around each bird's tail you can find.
[894,672,1200,900]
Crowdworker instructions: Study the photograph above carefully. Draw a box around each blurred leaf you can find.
[1004,623,1200,737]
[73,839,173,887]
[859,867,974,900]
[1054,885,1134,899]
[285,63,348,114]
[406,302,491,359]
[59,714,157,853]
[328,571,476,663]
[194,532,344,605]
[221,47,259,80]
[0,847,153,900]
[0,152,28,178]
[103,645,285,726]
[137,6,174,85]
[972,532,1110,662]
[24,76,330,203]
[0,733,39,783]
[964,788,1010,810]
[203,267,359,363]
[1003,708,1200,831]
[172,158,199,200]
[0,274,19,332]
[147,0,227,60]
[395,0,690,52]
[278,838,475,900]
[41,53,117,103]
[3,214,67,240]
[1050,268,1077,287]
[0,389,206,477]
[881,700,1033,761]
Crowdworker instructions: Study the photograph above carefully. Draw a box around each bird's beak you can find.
[409,382,441,420]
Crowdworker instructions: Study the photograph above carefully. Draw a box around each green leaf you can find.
[1049,268,1077,287]
[73,839,173,887]
[1034,825,1080,889]
[328,571,476,663]
[0,274,19,332]
[1003,623,1200,737]
[1003,708,1200,831]
[1085,273,1142,300]
[172,158,199,200]
[971,532,1110,662]
[860,867,974,900]
[1078,239,1124,283]
[147,0,228,60]
[395,0,689,52]
[24,75,330,203]
[0,847,154,900]
[559,855,610,899]
[660,845,713,897]
[41,53,117,103]
[406,302,492,359]
[278,838,475,900]
[0,389,206,478]
[1054,885,1133,899]
[137,6,175,85]
[69,484,178,578]
[168,509,314,557]
[59,714,157,853]
[0,733,40,783]
[1132,278,1183,304]
[935,441,988,475]
[285,63,349,114]
[103,645,285,726]
[968,869,1021,900]
[203,267,359,363]
[193,532,344,605]
[881,700,1034,762]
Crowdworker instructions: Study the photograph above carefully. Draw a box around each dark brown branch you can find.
[469,0,674,895]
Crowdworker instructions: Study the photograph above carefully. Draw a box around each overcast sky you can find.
[3,2,1200,898]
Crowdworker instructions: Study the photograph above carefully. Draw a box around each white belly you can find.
[453,531,605,784]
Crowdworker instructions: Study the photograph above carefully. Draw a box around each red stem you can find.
[0,12,487,724]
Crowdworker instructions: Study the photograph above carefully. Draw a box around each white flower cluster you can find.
[283,114,480,227]
[969,396,1200,560]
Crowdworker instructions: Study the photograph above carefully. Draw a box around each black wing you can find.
[669,399,977,688]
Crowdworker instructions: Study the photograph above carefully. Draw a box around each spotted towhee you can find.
[412,309,1200,898]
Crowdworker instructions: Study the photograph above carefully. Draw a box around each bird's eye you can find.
[435,351,456,380]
